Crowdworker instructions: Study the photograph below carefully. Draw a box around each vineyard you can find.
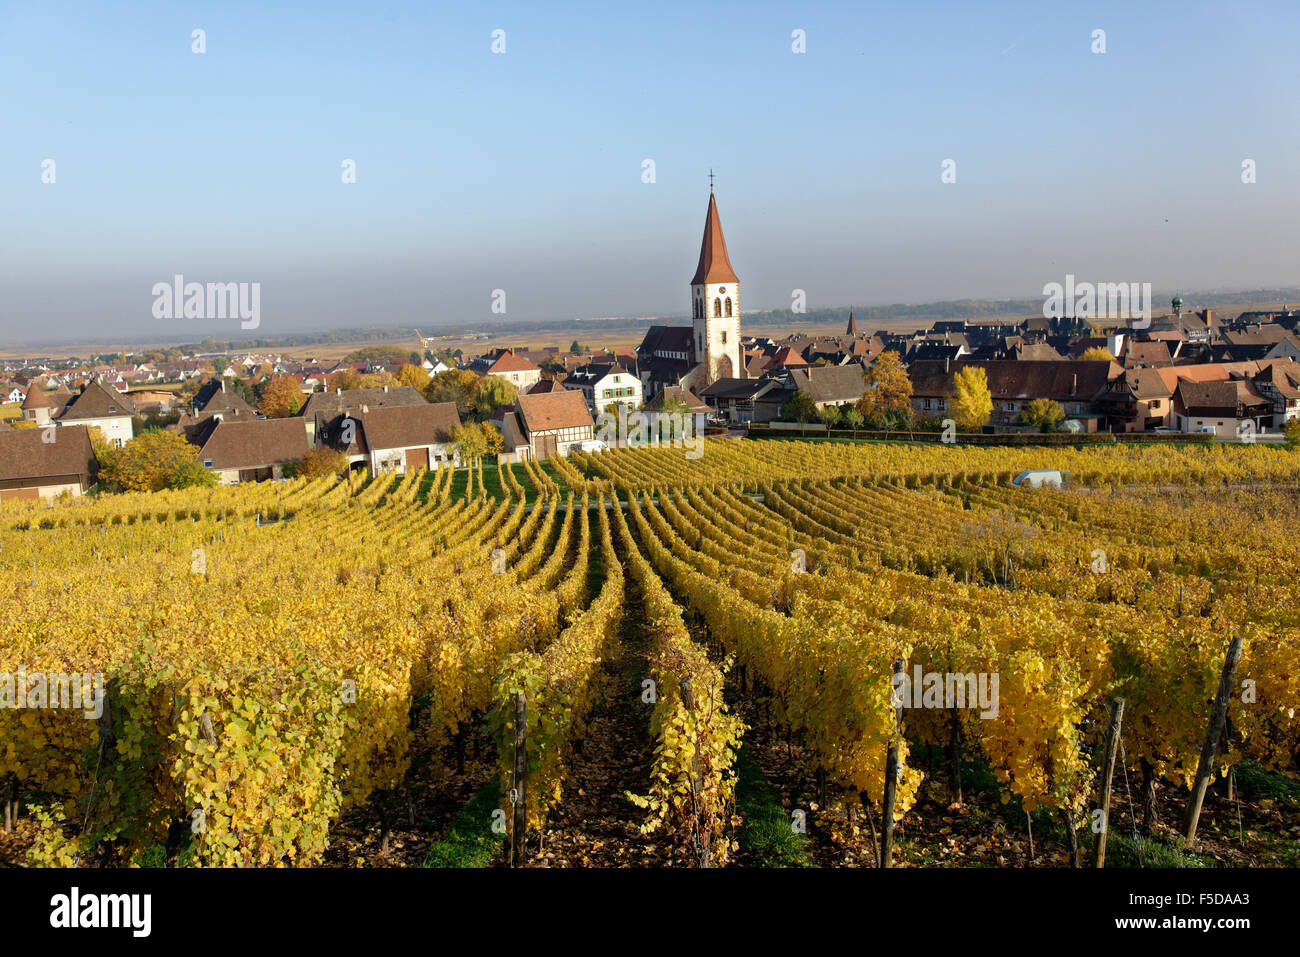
[1,438,1298,868]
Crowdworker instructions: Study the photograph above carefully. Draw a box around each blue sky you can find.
[2,0,1299,342]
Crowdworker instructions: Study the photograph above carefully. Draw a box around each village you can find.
[3,191,1300,501]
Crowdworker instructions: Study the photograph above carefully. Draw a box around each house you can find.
[298,385,427,442]
[0,425,99,501]
[515,389,595,459]
[787,365,867,409]
[525,378,567,395]
[190,378,257,420]
[468,349,542,392]
[1123,340,1175,368]
[698,377,787,424]
[319,402,462,473]
[189,417,309,484]
[21,387,55,427]
[1172,380,1272,437]
[635,325,697,402]
[642,385,708,415]
[565,363,642,415]
[908,360,1117,431]
[1103,368,1174,432]
[5,385,25,404]
[1250,360,1300,424]
[57,381,136,448]
[495,411,532,464]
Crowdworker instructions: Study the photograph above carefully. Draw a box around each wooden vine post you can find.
[510,691,527,867]
[1184,635,1243,847]
[880,657,905,869]
[1095,696,1124,869]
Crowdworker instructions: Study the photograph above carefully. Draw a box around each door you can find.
[535,433,558,460]
[405,447,429,470]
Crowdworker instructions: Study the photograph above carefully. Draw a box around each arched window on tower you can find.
[713,298,722,318]
[724,297,732,317]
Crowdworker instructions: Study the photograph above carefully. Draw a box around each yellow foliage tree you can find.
[950,366,993,431]
[257,376,303,418]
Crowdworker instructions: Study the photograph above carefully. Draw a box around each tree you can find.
[950,366,994,431]
[1080,346,1115,362]
[473,375,518,418]
[570,340,584,354]
[780,391,818,424]
[425,369,480,418]
[167,458,218,490]
[99,429,211,492]
[1284,418,1300,449]
[842,406,864,438]
[1019,398,1066,432]
[857,351,912,425]
[230,377,256,407]
[452,422,490,461]
[817,404,841,429]
[292,446,350,479]
[481,422,504,455]
[257,376,303,418]
[397,363,430,391]
[211,358,228,375]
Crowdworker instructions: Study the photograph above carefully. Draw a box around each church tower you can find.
[690,189,744,382]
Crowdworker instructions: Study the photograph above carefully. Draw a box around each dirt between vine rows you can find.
[512,572,687,867]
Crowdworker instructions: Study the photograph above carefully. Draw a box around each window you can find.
[721,331,727,345]
[203,459,213,467]
[713,298,722,317]
[725,298,732,317]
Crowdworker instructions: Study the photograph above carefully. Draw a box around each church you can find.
[636,189,746,399]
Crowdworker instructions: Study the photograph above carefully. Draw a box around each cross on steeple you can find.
[708,168,715,193]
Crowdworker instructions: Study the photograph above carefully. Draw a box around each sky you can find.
[2,0,1299,344]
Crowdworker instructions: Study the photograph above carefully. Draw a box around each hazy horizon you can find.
[4,1,1299,343]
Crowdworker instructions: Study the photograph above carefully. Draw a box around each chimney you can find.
[336,388,341,396]
[383,385,389,393]
[944,357,950,373]
[1072,373,1078,393]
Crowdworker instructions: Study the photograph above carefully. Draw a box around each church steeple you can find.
[690,193,739,286]
[846,311,858,336]
[690,188,743,383]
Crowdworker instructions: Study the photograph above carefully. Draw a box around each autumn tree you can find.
[817,404,841,428]
[857,350,912,425]
[1080,346,1116,362]
[257,376,303,418]
[292,446,350,479]
[425,369,480,418]
[950,366,994,431]
[99,429,215,492]
[473,375,518,418]
[452,422,488,461]
[1019,397,1065,432]
[1285,418,1300,450]
[396,363,430,391]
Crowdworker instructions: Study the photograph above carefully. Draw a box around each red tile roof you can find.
[690,193,739,285]
[517,389,594,433]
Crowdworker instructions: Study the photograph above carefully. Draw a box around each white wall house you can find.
[566,363,642,415]
[57,381,136,449]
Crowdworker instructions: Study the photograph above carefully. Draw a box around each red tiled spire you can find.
[690,193,739,286]
[846,312,858,336]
